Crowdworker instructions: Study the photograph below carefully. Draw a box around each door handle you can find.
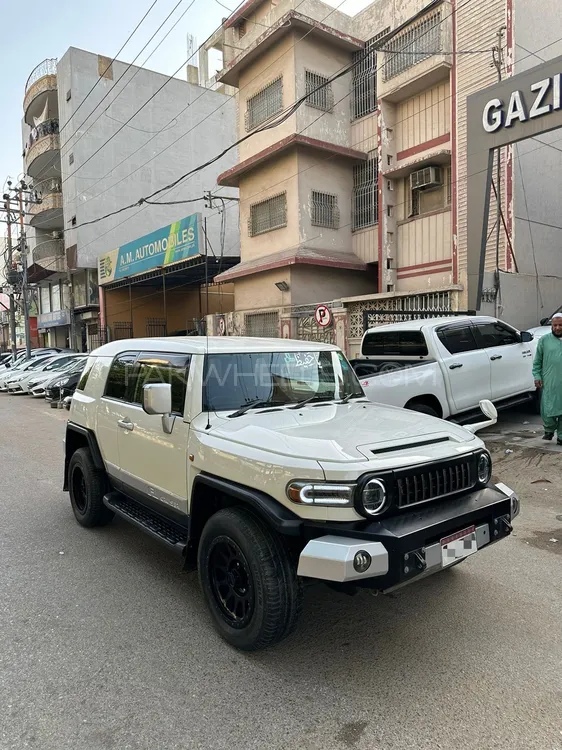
[490,355,503,361]
[449,363,463,370]
[118,418,134,431]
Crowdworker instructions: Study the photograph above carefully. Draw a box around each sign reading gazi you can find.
[98,213,201,285]
[482,73,562,132]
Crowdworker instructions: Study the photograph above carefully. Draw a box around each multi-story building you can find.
[204,0,562,352]
[22,47,239,351]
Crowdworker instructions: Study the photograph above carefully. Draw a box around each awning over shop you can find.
[101,255,240,292]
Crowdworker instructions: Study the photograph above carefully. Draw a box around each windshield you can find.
[204,351,363,412]
[42,357,78,372]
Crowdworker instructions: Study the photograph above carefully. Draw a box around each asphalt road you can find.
[1,396,561,750]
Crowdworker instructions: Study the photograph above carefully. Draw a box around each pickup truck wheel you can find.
[198,507,303,651]
[406,400,439,418]
[68,448,113,528]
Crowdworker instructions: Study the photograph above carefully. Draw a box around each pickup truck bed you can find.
[350,359,431,378]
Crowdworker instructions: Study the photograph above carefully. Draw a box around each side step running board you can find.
[103,492,188,550]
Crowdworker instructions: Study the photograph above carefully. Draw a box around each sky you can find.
[0,0,370,194]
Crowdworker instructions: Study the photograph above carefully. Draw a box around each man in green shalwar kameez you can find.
[532,313,562,443]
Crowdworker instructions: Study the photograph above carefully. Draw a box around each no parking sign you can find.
[314,304,332,328]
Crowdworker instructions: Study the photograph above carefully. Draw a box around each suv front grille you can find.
[396,456,475,509]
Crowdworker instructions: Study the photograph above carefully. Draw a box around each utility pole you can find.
[492,26,506,314]
[17,184,32,360]
[67,267,76,350]
[3,191,18,361]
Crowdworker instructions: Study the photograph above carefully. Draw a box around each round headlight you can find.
[477,452,492,484]
[361,478,387,516]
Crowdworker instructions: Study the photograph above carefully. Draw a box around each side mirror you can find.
[143,383,176,434]
[540,317,549,326]
[520,331,534,342]
[142,383,172,415]
[464,399,498,434]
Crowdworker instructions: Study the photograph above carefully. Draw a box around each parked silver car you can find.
[0,356,52,391]
[9,354,84,394]
[27,356,87,397]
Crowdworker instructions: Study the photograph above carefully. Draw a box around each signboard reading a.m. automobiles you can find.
[98,214,201,285]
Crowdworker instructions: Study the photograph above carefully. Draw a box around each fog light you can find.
[353,550,372,573]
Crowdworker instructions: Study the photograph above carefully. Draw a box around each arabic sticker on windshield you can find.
[284,352,317,367]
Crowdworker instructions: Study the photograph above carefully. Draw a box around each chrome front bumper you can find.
[297,483,519,586]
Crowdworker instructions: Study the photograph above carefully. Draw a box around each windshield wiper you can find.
[227,400,282,418]
[338,392,364,405]
[288,394,333,409]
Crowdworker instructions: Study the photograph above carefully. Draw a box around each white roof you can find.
[91,336,340,357]
[365,315,496,334]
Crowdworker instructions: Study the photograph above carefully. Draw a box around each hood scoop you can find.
[370,436,450,456]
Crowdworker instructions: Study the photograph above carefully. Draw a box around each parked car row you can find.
[0,351,87,407]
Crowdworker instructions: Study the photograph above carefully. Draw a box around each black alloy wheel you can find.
[71,464,88,513]
[208,536,255,628]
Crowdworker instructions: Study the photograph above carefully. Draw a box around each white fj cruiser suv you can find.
[64,337,519,650]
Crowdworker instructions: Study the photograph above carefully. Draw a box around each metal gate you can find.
[113,322,133,340]
[293,304,337,344]
[357,291,464,333]
[296,314,336,344]
[88,325,109,350]
[363,308,470,333]
[244,311,279,338]
[146,318,167,337]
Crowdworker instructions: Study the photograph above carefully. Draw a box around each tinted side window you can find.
[362,331,428,357]
[437,325,479,354]
[474,322,520,348]
[131,352,191,415]
[104,353,138,401]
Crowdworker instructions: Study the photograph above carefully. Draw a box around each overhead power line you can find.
[35,0,196,183]
[55,0,160,137]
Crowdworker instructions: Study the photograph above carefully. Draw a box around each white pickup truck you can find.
[351,316,536,420]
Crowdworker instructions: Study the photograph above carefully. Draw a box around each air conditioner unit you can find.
[410,166,442,191]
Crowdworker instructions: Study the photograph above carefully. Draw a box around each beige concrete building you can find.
[203,0,559,352]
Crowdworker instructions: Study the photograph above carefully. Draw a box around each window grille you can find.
[248,193,287,236]
[352,28,389,120]
[237,19,246,38]
[245,311,280,338]
[383,11,442,81]
[305,71,333,112]
[245,77,283,131]
[311,192,339,229]
[352,156,379,230]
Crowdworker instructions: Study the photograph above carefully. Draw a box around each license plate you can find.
[441,525,477,567]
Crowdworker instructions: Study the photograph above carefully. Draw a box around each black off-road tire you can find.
[406,400,440,418]
[198,507,303,651]
[68,447,114,528]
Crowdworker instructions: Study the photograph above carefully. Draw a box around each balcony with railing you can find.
[24,119,60,177]
[32,237,65,274]
[27,178,63,229]
[24,58,58,125]
[378,5,453,102]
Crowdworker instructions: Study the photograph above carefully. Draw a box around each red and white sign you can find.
[314,304,332,328]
